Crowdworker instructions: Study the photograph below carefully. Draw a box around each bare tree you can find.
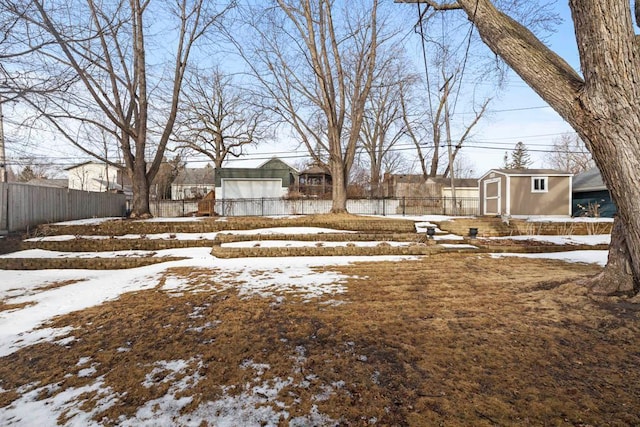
[0,0,76,105]
[3,0,234,217]
[545,132,594,174]
[234,0,395,213]
[451,154,476,179]
[401,74,489,179]
[152,156,185,200]
[397,0,640,295]
[400,11,493,180]
[360,52,413,197]
[174,67,270,169]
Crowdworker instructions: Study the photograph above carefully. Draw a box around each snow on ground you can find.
[0,248,164,259]
[136,217,206,222]
[433,234,464,241]
[0,216,613,426]
[221,240,411,248]
[367,214,459,222]
[47,217,124,226]
[0,245,414,426]
[219,227,355,235]
[0,247,415,358]
[25,232,220,242]
[439,243,478,249]
[519,215,614,223]
[488,234,611,246]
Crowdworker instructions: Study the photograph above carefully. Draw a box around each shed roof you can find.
[479,168,572,180]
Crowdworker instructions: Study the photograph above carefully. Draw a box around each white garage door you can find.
[222,179,283,199]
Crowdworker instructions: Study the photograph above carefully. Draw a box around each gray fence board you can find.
[2,183,126,232]
[151,196,480,218]
[0,183,7,234]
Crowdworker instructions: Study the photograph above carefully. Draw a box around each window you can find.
[532,177,548,193]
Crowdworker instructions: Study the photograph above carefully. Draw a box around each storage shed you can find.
[478,169,573,217]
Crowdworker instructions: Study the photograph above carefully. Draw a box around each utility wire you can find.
[451,0,480,114]
[416,3,435,122]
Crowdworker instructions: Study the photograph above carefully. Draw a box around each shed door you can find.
[484,179,501,215]
[222,179,282,199]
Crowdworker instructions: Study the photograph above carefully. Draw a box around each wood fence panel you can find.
[3,183,126,232]
[0,183,7,233]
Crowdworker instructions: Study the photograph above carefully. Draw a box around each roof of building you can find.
[480,168,572,180]
[300,163,331,175]
[573,167,607,192]
[173,167,216,185]
[24,178,69,188]
[257,157,298,172]
[494,168,571,175]
[385,174,478,188]
[430,177,478,188]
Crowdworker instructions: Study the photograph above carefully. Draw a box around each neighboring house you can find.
[171,167,216,200]
[572,167,616,217]
[65,162,128,193]
[478,168,573,217]
[216,157,298,199]
[298,163,332,197]
[382,174,479,199]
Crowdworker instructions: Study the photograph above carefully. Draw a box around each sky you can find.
[0,215,610,425]
[1,1,583,178]
[207,1,584,175]
[463,4,580,173]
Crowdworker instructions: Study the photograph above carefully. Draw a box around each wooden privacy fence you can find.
[0,183,126,233]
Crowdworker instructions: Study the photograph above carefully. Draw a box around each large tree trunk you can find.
[330,162,348,214]
[443,0,640,294]
[585,216,635,295]
[129,163,152,218]
[370,163,381,198]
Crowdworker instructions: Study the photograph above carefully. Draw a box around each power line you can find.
[3,137,589,168]
[451,0,480,114]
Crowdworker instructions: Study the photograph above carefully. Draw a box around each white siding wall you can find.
[219,179,286,199]
[67,163,119,192]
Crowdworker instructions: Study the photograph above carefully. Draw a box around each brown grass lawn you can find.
[1,251,639,425]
